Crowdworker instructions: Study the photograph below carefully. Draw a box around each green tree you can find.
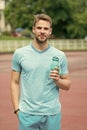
[4,0,87,38]
[66,0,87,38]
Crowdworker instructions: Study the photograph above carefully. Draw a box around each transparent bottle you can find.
[50,56,61,74]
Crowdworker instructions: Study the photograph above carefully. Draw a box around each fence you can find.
[0,39,87,53]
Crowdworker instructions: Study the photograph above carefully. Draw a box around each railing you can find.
[0,39,87,53]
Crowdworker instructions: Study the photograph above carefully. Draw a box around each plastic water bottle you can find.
[50,56,61,74]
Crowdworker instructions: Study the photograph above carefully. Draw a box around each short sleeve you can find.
[12,50,22,72]
[60,53,69,75]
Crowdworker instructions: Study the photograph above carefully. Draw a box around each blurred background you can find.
[0,1,87,130]
[0,0,87,53]
[0,0,87,39]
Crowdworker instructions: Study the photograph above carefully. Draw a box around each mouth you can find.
[39,35,46,39]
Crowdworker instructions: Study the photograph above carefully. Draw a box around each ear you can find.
[50,28,52,35]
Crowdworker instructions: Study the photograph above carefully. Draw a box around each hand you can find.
[49,69,60,82]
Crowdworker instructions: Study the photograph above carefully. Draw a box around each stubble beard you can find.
[35,35,48,44]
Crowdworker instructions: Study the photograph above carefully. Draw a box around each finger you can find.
[50,70,59,73]
[50,75,60,81]
[55,66,59,71]
[49,72,59,78]
[50,71,59,76]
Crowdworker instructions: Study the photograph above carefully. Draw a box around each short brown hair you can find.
[33,14,52,27]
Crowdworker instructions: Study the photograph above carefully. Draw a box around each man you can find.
[11,14,71,130]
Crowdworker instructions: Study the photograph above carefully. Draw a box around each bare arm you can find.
[49,70,71,90]
[11,70,20,112]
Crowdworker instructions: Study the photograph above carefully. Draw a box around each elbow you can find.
[65,86,70,91]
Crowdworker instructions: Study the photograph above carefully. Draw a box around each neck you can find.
[33,39,48,51]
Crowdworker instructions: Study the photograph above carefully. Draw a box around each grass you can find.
[0,35,30,40]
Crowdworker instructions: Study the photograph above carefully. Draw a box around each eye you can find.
[37,27,42,29]
[44,27,49,30]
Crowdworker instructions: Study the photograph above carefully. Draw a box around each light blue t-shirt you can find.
[12,44,68,115]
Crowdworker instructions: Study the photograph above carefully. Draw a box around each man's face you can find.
[32,20,52,43]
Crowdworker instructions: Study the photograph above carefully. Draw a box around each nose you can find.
[41,28,45,33]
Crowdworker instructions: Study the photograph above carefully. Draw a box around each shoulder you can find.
[50,46,65,57]
[12,44,31,61]
[13,44,31,56]
[15,45,30,53]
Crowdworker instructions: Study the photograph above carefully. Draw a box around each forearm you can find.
[49,70,71,90]
[55,78,71,90]
[11,82,20,110]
